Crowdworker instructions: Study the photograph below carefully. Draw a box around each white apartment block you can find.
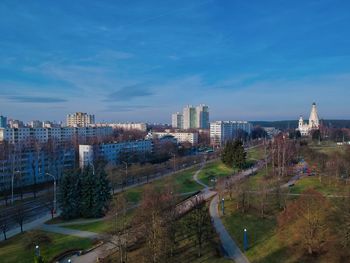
[171,112,183,129]
[0,126,113,144]
[210,121,253,146]
[152,131,198,145]
[107,123,147,132]
[79,140,153,167]
[67,112,95,127]
[79,145,94,168]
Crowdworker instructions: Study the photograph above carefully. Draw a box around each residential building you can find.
[8,119,24,129]
[183,105,197,129]
[29,120,43,128]
[104,123,147,132]
[196,104,209,129]
[149,131,198,145]
[297,103,320,136]
[0,115,7,128]
[0,147,75,188]
[67,112,95,127]
[79,140,153,167]
[171,112,183,129]
[79,145,94,168]
[0,126,113,144]
[210,121,253,146]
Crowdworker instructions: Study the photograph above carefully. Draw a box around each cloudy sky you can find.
[1,0,350,123]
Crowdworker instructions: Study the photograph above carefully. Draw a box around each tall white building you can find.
[172,112,183,129]
[181,104,209,130]
[210,121,253,146]
[196,104,209,129]
[297,103,320,136]
[183,105,197,129]
[67,112,95,127]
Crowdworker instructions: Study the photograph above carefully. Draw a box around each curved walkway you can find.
[210,195,249,263]
[192,161,252,263]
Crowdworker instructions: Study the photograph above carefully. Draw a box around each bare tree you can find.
[186,195,212,258]
[0,212,9,240]
[14,202,26,233]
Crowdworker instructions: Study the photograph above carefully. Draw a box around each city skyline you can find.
[1,0,350,122]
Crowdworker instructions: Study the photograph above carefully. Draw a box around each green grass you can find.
[198,161,234,187]
[247,146,265,161]
[65,209,136,234]
[0,230,93,263]
[222,199,293,263]
[289,176,347,196]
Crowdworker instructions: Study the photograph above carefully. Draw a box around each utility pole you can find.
[46,173,57,214]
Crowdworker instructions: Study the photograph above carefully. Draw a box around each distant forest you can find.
[251,120,350,130]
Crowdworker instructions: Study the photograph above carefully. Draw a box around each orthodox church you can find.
[297,103,320,136]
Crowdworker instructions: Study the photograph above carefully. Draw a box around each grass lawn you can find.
[65,209,136,234]
[0,230,93,263]
[247,146,265,161]
[198,161,234,187]
[221,199,299,263]
[289,175,348,196]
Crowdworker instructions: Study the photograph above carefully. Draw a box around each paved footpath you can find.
[193,161,256,263]
[210,195,249,263]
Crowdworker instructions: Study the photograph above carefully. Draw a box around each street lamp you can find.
[221,198,225,215]
[122,161,128,188]
[88,162,95,175]
[11,170,20,204]
[68,259,71,263]
[46,173,57,214]
[243,228,248,251]
[35,245,40,257]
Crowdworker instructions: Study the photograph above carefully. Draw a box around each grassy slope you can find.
[198,161,234,187]
[0,230,92,263]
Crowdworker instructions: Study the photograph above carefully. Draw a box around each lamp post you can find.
[243,228,248,251]
[221,198,225,215]
[89,162,95,175]
[35,245,40,257]
[46,173,57,214]
[172,153,176,171]
[11,170,20,204]
[122,161,128,188]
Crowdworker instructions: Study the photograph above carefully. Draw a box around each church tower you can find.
[298,116,304,130]
[308,102,319,129]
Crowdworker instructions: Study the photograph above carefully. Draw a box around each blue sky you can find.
[1,0,350,123]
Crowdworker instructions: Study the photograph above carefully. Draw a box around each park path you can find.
[192,160,256,263]
[39,224,100,239]
[210,195,250,263]
[0,213,56,242]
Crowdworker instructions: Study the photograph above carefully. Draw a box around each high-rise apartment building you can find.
[0,115,7,128]
[196,104,209,129]
[67,112,95,127]
[171,112,183,129]
[180,104,209,129]
[183,105,197,129]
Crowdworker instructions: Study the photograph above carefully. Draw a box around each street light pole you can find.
[221,198,225,215]
[46,173,57,214]
[122,161,128,189]
[11,170,20,204]
[244,228,248,251]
